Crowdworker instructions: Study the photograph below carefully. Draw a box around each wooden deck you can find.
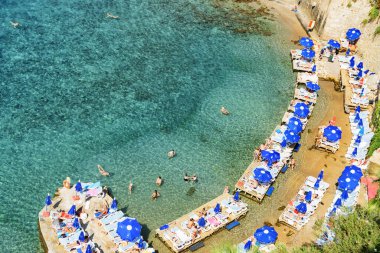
[38,183,154,253]
[155,193,248,253]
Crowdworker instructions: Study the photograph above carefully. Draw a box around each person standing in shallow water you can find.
[156,176,163,186]
[128,181,133,194]
[151,190,160,200]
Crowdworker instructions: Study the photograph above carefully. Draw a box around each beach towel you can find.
[207,217,221,227]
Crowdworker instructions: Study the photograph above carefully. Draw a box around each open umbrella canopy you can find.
[214,203,221,213]
[317,169,324,181]
[45,194,52,206]
[244,240,252,251]
[334,198,342,207]
[312,65,317,73]
[341,190,349,200]
[159,224,169,230]
[197,217,206,227]
[349,57,355,68]
[254,226,278,244]
[352,147,358,157]
[306,81,320,92]
[234,191,240,201]
[79,231,85,242]
[85,245,92,253]
[346,28,361,41]
[296,202,307,214]
[117,218,142,242]
[75,180,83,193]
[111,198,118,210]
[338,175,360,192]
[138,239,145,249]
[323,125,342,142]
[357,70,363,78]
[284,129,300,144]
[299,37,314,48]
[355,106,361,113]
[73,217,80,229]
[294,102,310,118]
[301,48,316,59]
[287,117,303,133]
[328,39,341,49]
[357,61,364,69]
[68,205,76,216]
[354,112,361,123]
[261,150,280,165]
[253,168,273,184]
[342,165,363,179]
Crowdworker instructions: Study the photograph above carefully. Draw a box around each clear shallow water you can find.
[0,0,294,251]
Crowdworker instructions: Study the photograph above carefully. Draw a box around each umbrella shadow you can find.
[141,223,151,244]
[120,205,129,215]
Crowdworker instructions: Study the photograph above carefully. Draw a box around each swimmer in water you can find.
[128,181,133,194]
[10,21,21,28]
[156,176,163,186]
[106,13,119,19]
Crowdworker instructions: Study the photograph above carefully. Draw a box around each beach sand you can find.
[151,2,360,252]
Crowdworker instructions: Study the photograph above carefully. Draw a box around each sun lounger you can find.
[163,231,185,251]
[171,227,192,245]
[293,60,315,72]
[100,211,124,225]
[290,49,302,60]
[297,72,318,84]
[207,216,221,228]
[58,229,82,245]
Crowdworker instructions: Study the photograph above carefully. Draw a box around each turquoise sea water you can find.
[0,0,295,252]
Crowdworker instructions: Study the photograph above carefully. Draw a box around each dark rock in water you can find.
[186,187,196,196]
[278,205,286,211]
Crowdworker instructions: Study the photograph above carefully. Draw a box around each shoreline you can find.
[151,1,326,252]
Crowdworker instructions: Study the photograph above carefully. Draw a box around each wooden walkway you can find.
[155,193,248,253]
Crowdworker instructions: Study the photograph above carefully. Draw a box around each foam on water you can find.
[0,0,294,251]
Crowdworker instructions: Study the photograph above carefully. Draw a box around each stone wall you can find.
[298,0,380,73]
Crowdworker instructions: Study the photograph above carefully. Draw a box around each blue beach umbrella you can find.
[253,168,273,184]
[45,193,52,211]
[317,169,324,181]
[68,205,76,216]
[346,28,361,41]
[254,226,278,244]
[214,203,221,213]
[352,147,358,157]
[312,65,317,73]
[358,118,363,127]
[85,245,92,253]
[284,129,300,144]
[357,62,363,69]
[342,165,363,179]
[328,39,341,49]
[305,191,312,202]
[234,191,240,201]
[346,48,351,55]
[299,37,314,48]
[329,207,337,216]
[338,175,359,192]
[364,69,370,75]
[244,240,252,251]
[296,202,307,214]
[261,150,280,166]
[287,117,303,133]
[341,190,349,200]
[79,231,85,242]
[294,102,310,118]
[301,48,316,59]
[323,126,342,142]
[75,180,82,195]
[197,217,206,227]
[73,217,80,229]
[359,127,365,136]
[314,179,320,189]
[334,198,342,207]
[117,217,142,241]
[306,81,320,92]
[355,106,361,113]
[111,198,117,210]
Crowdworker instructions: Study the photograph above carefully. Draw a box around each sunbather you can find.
[151,190,160,200]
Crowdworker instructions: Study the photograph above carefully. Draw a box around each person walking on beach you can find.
[290,158,296,170]
[128,181,133,194]
[156,176,163,186]
[224,186,230,194]
[151,190,160,200]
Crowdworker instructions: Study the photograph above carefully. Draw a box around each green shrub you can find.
[375,26,380,36]
[362,19,369,25]
[368,6,380,21]
[347,1,352,8]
